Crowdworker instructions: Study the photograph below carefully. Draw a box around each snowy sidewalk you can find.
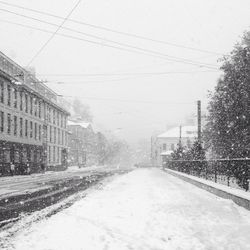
[1,168,250,250]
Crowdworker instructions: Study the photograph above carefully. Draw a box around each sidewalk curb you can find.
[163,168,250,211]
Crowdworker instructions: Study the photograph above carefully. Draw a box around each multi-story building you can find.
[67,120,87,167]
[151,126,197,167]
[68,120,98,167]
[0,51,69,175]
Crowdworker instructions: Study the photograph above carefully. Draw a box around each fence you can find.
[165,158,250,191]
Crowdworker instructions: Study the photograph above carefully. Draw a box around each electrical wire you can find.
[0,7,217,68]
[0,0,222,56]
[0,18,219,69]
[26,0,82,66]
[57,94,196,105]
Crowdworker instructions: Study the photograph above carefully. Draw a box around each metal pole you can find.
[197,100,201,143]
[179,125,182,145]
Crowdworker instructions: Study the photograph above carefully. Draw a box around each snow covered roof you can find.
[68,120,91,129]
[160,150,173,156]
[157,126,197,138]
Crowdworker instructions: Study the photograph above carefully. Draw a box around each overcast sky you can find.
[1,0,250,146]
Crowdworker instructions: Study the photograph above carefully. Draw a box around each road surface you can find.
[0,166,119,198]
[1,168,250,250]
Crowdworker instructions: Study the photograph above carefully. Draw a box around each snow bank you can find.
[1,168,250,250]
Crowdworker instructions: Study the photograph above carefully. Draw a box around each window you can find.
[50,126,52,143]
[30,149,34,162]
[22,149,27,163]
[20,91,23,111]
[171,144,175,151]
[53,110,55,124]
[20,117,23,137]
[163,143,166,151]
[57,147,59,163]
[62,131,64,145]
[54,127,56,143]
[0,81,4,103]
[57,112,59,126]
[7,85,11,106]
[30,121,33,138]
[30,96,33,114]
[48,146,51,163]
[4,149,10,163]
[53,146,55,162]
[61,114,63,127]
[48,107,51,123]
[25,94,28,113]
[14,115,17,136]
[39,125,41,141]
[7,113,11,134]
[38,101,41,118]
[35,122,37,140]
[25,119,28,137]
[0,111,4,132]
[34,98,37,116]
[14,150,20,163]
[58,129,60,144]
[14,89,17,108]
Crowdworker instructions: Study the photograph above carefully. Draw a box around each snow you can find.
[67,120,91,129]
[0,165,109,199]
[157,126,197,138]
[160,150,173,156]
[1,168,250,250]
[165,168,250,201]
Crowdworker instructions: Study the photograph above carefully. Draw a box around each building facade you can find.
[151,126,197,167]
[67,120,88,167]
[0,51,69,175]
[68,120,106,167]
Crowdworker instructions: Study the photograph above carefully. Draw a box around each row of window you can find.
[46,105,67,129]
[162,140,192,152]
[47,146,63,164]
[48,125,66,146]
[0,111,42,141]
[0,80,67,129]
[0,81,42,118]
[162,143,175,151]
[0,148,42,164]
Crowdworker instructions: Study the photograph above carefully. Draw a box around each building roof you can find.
[0,51,70,115]
[157,126,197,138]
[160,150,173,156]
[68,120,91,129]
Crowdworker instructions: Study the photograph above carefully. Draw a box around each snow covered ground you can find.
[0,165,119,198]
[1,168,250,250]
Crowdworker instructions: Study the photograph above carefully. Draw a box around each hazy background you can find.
[1,0,250,148]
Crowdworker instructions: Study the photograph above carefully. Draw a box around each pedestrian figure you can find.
[26,163,31,175]
[41,163,45,173]
[10,162,15,176]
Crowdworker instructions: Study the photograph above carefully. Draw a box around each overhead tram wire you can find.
[0,0,222,56]
[0,8,219,69]
[0,18,218,69]
[38,70,218,78]
[56,94,196,105]
[0,19,196,66]
[39,70,217,85]
[26,0,82,66]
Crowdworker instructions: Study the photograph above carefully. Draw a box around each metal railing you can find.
[165,158,250,191]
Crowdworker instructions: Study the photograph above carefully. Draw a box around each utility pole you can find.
[197,100,201,143]
[179,125,182,145]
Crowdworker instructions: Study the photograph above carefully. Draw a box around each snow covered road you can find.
[1,168,250,250]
